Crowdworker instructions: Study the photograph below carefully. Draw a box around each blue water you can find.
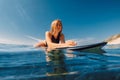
[0,44,120,80]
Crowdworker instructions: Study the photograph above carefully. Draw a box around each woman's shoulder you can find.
[45,31,52,36]
[46,31,50,34]
[60,33,64,36]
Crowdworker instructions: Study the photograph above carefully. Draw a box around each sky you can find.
[0,0,120,45]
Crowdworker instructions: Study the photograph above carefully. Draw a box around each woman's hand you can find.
[66,40,77,46]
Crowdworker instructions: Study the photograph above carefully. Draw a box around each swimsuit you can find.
[45,33,61,47]
[51,33,60,43]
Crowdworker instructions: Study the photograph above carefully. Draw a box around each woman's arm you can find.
[60,33,65,43]
[60,33,77,46]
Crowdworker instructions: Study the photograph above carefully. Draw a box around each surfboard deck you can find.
[56,42,107,53]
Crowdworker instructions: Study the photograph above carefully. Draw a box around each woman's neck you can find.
[52,32,60,39]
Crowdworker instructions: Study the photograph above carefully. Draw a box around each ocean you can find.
[0,44,120,80]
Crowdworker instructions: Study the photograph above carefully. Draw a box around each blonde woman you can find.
[34,19,76,49]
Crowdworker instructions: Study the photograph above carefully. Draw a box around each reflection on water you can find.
[45,50,68,77]
[44,49,80,80]
[77,48,106,54]
[44,48,106,79]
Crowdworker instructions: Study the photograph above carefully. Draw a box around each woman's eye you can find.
[55,23,62,26]
[58,24,62,26]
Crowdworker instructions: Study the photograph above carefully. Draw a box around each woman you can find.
[34,19,76,49]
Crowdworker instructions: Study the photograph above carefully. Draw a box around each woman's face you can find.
[54,21,62,33]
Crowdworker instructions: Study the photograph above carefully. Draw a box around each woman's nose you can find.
[58,26,61,29]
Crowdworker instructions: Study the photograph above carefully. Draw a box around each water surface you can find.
[0,44,120,80]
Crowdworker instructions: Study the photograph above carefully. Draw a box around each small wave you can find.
[104,44,120,49]
[0,74,46,80]
[105,53,120,57]
[0,43,45,52]
[0,62,47,70]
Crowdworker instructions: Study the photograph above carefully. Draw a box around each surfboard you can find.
[67,42,107,50]
[57,42,107,53]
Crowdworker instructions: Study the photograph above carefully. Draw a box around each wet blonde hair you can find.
[50,19,63,34]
